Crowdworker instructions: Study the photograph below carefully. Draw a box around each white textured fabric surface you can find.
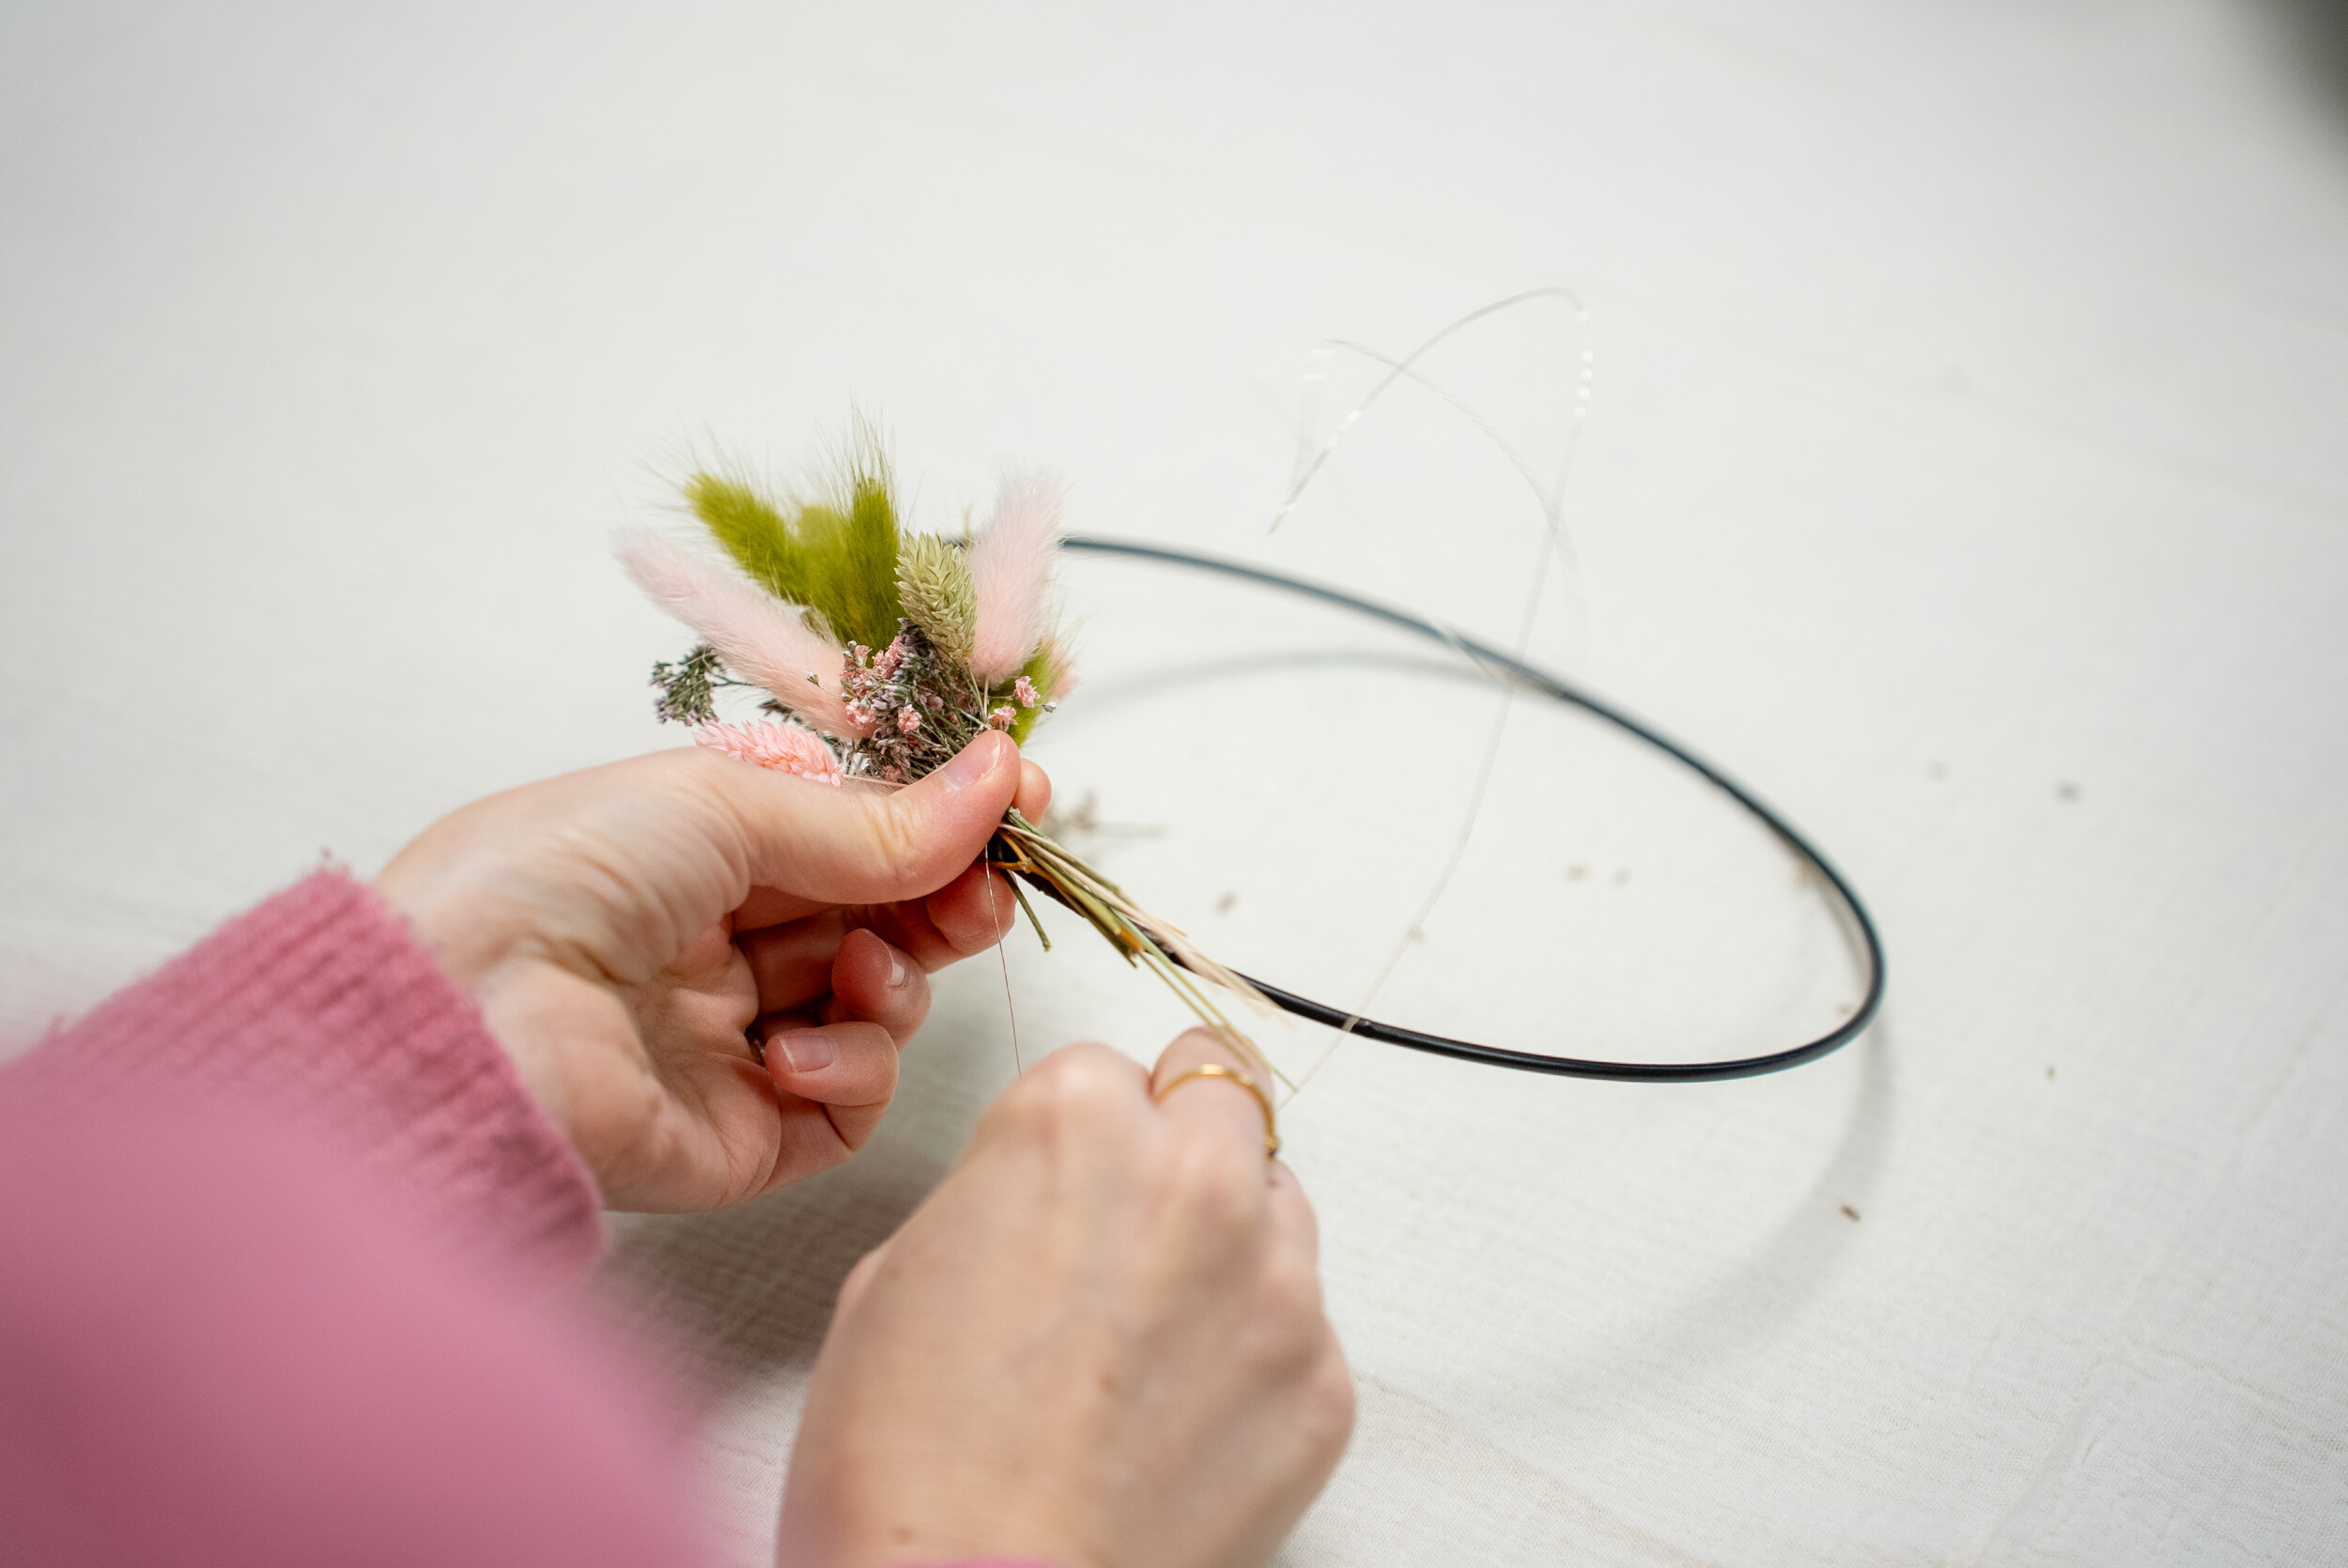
[7,3,2346,1562]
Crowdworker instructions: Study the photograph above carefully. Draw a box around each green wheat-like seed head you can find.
[896,533,976,669]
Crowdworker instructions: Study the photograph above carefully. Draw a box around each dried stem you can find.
[989,810,1284,1086]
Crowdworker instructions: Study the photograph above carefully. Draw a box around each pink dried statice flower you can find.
[692,721,843,785]
[988,705,1015,730]
[897,708,922,734]
[1013,676,1040,708]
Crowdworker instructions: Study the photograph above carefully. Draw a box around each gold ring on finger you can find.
[1152,1063,1280,1158]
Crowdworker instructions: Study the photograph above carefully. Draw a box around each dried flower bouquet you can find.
[620,434,1265,1050]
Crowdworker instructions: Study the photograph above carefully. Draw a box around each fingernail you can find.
[777,1030,836,1072]
[887,949,908,988]
[936,733,1002,792]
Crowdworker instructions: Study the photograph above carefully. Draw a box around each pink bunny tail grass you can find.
[616,531,868,737]
[966,473,1063,684]
[693,721,843,784]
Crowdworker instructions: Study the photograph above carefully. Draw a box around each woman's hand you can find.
[376,731,1047,1212]
[780,1029,1356,1568]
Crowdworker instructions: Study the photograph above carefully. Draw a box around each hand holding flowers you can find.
[621,431,1270,1059]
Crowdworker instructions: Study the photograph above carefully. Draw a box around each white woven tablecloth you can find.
[7,4,2345,1562]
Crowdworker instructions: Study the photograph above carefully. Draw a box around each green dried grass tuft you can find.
[684,423,904,651]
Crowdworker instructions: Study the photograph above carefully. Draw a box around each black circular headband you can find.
[1058,534,1887,1083]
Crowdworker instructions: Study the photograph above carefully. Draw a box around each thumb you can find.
[715,730,1023,905]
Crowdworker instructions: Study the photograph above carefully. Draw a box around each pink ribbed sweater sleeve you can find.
[16,868,604,1277]
[0,870,1060,1568]
[0,869,705,1567]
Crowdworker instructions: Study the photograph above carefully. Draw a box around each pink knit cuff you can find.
[19,869,603,1281]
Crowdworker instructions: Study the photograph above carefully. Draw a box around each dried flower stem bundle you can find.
[988,809,1266,1053]
[622,424,1268,1066]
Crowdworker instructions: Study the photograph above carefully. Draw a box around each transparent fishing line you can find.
[1052,291,1883,1088]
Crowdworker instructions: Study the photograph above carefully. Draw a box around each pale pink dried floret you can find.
[693,721,843,785]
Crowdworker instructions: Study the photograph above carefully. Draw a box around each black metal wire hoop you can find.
[1059,534,1887,1083]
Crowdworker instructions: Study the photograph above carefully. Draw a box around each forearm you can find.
[8,867,603,1280]
[0,870,700,1565]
